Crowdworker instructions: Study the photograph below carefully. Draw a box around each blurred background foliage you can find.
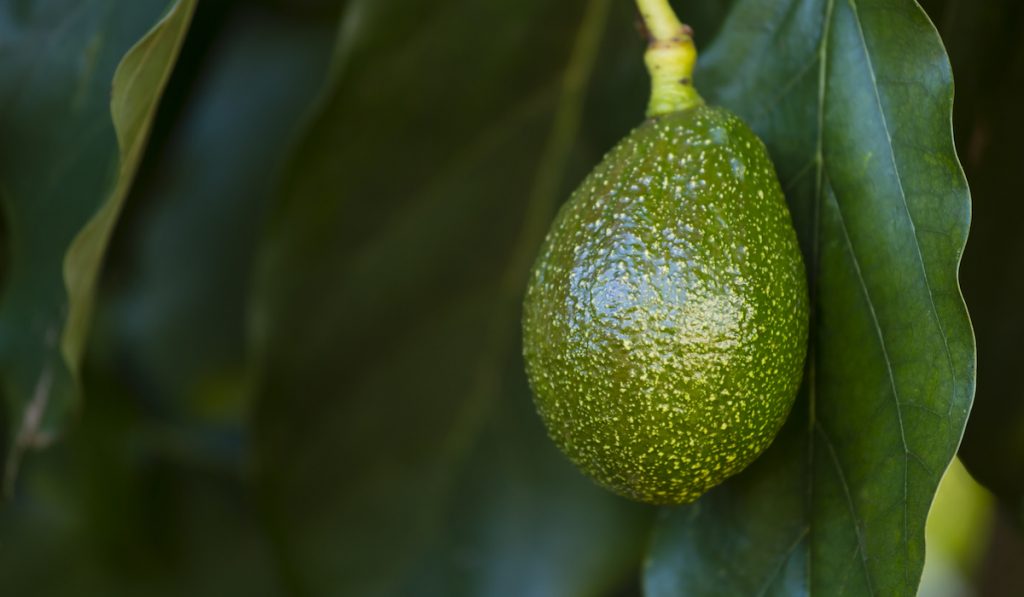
[0,0,1022,595]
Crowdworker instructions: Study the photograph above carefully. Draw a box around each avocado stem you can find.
[635,0,703,117]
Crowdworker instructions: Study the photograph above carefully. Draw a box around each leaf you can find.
[0,0,195,484]
[922,0,1024,507]
[62,0,197,393]
[1,5,342,595]
[250,0,653,593]
[0,370,289,597]
[644,0,974,595]
[97,0,338,419]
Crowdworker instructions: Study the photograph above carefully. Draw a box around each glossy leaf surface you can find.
[644,0,974,594]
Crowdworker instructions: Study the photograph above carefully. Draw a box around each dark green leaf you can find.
[1,4,339,595]
[925,0,1024,508]
[251,0,653,594]
[0,0,194,483]
[101,1,338,419]
[0,374,286,597]
[644,0,974,594]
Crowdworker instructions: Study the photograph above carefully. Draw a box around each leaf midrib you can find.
[844,0,961,441]
[808,0,961,593]
[810,0,886,593]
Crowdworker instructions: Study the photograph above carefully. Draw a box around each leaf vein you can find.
[844,0,958,459]
[753,54,819,119]
[808,0,836,590]
[815,420,875,596]
[829,179,910,585]
[755,526,810,597]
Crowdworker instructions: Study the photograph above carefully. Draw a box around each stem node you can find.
[635,0,703,116]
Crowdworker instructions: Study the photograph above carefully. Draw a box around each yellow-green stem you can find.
[635,0,703,116]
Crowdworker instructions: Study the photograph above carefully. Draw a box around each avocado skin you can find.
[522,105,808,505]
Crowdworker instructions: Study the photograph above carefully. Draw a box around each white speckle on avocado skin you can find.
[522,105,809,505]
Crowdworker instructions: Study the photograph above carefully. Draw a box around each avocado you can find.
[521,104,808,505]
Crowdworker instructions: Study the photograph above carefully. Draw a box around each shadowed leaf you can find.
[250,1,654,594]
[0,0,195,484]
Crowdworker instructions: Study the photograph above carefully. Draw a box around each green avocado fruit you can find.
[522,104,809,505]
